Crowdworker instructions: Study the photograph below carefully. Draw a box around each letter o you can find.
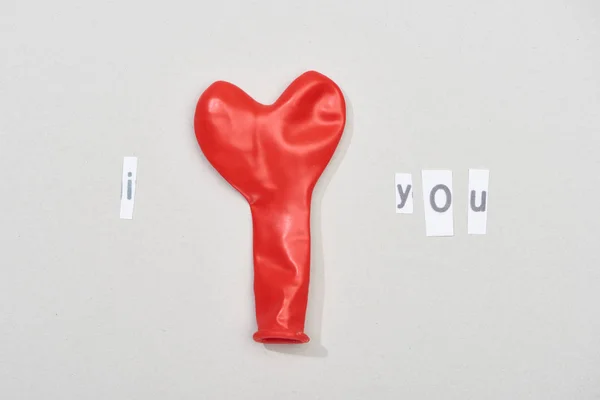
[430,184,451,212]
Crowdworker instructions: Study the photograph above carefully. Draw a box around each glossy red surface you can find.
[194,71,346,344]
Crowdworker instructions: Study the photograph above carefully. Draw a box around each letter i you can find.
[127,172,133,200]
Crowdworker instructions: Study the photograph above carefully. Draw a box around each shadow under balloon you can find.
[264,94,354,358]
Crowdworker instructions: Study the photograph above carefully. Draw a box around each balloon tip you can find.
[253,330,310,344]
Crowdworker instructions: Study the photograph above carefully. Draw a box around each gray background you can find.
[1,0,600,399]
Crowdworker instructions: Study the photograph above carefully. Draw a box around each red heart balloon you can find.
[194,71,346,343]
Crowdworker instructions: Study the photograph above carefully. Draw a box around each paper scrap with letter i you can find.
[468,169,489,234]
[120,156,138,219]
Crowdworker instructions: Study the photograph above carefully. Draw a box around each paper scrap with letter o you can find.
[120,157,138,219]
[422,170,454,236]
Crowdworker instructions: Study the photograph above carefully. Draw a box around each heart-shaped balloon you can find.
[194,71,346,343]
